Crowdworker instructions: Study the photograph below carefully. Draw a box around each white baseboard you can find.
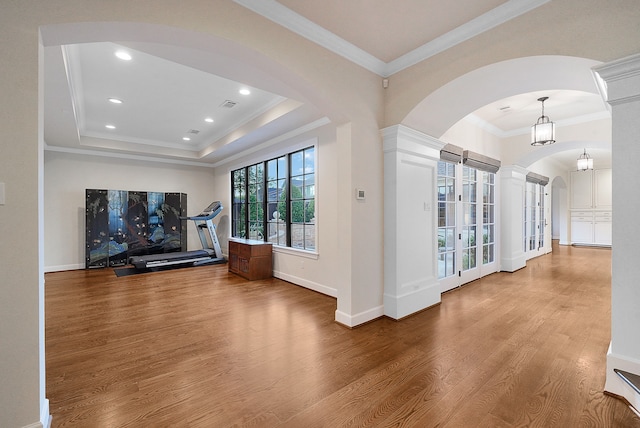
[22,398,50,428]
[383,280,441,320]
[43,398,51,428]
[500,254,526,272]
[45,263,84,273]
[335,305,384,328]
[273,270,337,298]
[604,343,640,413]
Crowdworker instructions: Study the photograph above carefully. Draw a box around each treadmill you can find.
[128,201,226,269]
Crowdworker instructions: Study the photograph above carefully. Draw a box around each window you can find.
[231,169,246,238]
[232,146,316,251]
[266,156,287,246]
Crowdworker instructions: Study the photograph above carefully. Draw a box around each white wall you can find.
[44,151,216,271]
[210,123,341,298]
[440,116,502,159]
[596,53,640,412]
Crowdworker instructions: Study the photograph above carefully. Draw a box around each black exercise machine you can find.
[128,201,226,269]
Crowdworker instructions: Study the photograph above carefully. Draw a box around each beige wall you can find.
[44,151,217,271]
[210,123,341,297]
[2,0,639,426]
[2,2,383,425]
[385,0,640,129]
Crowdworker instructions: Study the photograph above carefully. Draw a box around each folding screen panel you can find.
[85,189,187,268]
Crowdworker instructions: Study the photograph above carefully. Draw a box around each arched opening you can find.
[393,54,611,284]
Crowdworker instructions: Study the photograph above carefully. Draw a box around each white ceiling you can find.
[43,0,611,170]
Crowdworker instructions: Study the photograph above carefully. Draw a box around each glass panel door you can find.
[538,187,545,249]
[438,162,497,292]
[438,162,457,292]
[524,181,546,260]
[460,166,480,285]
[482,171,496,268]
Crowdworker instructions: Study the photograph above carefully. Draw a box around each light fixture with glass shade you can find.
[531,96,556,146]
[577,149,594,171]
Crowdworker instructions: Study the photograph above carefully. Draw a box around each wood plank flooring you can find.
[45,243,640,427]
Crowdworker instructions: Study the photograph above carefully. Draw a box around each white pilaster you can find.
[594,52,640,407]
[499,165,528,272]
[382,125,444,319]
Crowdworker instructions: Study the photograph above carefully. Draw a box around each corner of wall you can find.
[335,305,384,328]
[604,343,640,414]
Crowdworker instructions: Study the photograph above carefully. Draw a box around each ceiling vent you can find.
[187,129,200,135]
[220,100,237,108]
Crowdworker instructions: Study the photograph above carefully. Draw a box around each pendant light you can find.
[531,96,556,146]
[577,149,594,171]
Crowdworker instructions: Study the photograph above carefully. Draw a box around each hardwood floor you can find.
[45,244,640,427]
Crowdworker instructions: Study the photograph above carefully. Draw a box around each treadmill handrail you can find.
[128,200,225,269]
[179,201,222,221]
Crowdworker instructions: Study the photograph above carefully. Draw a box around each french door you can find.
[524,181,546,259]
[438,161,498,292]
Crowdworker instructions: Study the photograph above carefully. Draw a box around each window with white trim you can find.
[231,146,316,250]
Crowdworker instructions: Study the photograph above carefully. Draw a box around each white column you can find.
[594,53,640,409]
[499,166,527,272]
[382,125,443,319]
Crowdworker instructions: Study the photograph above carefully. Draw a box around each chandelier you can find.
[531,96,556,146]
[577,149,594,171]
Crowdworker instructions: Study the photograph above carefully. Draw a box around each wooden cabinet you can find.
[593,211,612,246]
[570,169,612,210]
[571,210,611,246]
[594,169,612,209]
[570,169,612,246]
[570,171,593,209]
[228,238,273,280]
[571,211,594,244]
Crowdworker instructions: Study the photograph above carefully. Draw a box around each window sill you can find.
[272,245,319,260]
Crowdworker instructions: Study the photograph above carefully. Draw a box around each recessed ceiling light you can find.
[108,98,123,104]
[115,50,132,61]
[239,88,251,95]
[204,117,214,123]
[182,137,191,141]
[105,124,116,129]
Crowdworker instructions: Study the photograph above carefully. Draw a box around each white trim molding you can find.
[234,0,550,77]
[44,263,84,273]
[273,270,337,298]
[383,124,442,320]
[335,305,384,328]
[593,53,640,105]
[605,343,640,414]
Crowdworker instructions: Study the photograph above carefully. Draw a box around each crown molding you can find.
[233,0,387,76]
[593,53,640,105]
[235,0,550,77]
[212,116,331,168]
[465,110,611,139]
[61,44,85,132]
[44,143,216,168]
[386,0,550,76]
